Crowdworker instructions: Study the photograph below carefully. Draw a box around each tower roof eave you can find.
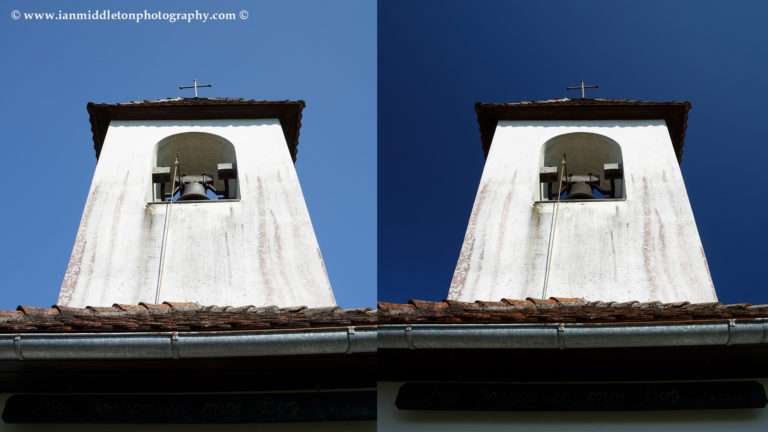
[475,98,691,163]
[87,98,305,162]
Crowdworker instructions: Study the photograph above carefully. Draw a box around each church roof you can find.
[0,302,375,333]
[0,297,766,376]
[1,298,766,333]
[378,297,768,324]
[475,98,691,162]
[2,300,762,390]
[87,98,305,161]
[0,302,377,400]
[0,303,377,361]
[378,298,768,382]
[2,298,767,359]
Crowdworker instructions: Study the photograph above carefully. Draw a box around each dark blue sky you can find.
[379,0,768,304]
[0,0,375,309]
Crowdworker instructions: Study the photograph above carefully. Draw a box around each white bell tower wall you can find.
[449,119,717,303]
[59,119,335,308]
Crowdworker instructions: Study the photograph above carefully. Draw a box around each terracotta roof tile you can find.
[139,303,172,313]
[85,306,121,315]
[162,302,201,312]
[442,300,472,310]
[303,306,341,315]
[0,311,22,321]
[612,301,640,308]
[53,305,88,316]
[471,301,511,311]
[409,300,449,311]
[550,297,586,305]
[113,304,149,313]
[378,302,412,310]
[17,306,59,317]
[501,299,536,308]
[246,306,280,313]
[527,298,558,306]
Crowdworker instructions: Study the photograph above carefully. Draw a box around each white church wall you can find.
[59,119,335,308]
[449,120,716,303]
[378,381,768,431]
[0,394,373,432]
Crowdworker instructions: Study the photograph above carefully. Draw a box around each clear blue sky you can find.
[4,1,766,310]
[379,0,768,304]
[0,0,376,308]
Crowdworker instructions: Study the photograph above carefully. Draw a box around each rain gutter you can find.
[2,320,766,360]
[0,326,377,360]
[378,319,768,350]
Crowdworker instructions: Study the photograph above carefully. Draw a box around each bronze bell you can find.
[179,175,212,201]
[567,182,594,200]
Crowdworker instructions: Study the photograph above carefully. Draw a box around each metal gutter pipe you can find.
[1,320,766,360]
[378,319,768,350]
[0,326,377,360]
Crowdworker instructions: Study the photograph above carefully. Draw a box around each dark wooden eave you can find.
[0,354,376,393]
[475,98,691,162]
[87,98,305,161]
[379,345,768,382]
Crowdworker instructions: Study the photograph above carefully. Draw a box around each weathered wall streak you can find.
[448,183,489,299]
[449,120,717,303]
[59,119,335,308]
[59,184,100,305]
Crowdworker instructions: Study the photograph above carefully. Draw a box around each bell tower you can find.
[449,98,717,303]
[59,97,335,308]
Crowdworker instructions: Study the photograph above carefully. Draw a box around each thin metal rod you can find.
[542,155,567,298]
[155,155,179,304]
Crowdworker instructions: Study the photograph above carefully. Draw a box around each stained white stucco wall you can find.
[378,381,768,432]
[59,119,335,308]
[449,120,716,303]
[0,394,373,432]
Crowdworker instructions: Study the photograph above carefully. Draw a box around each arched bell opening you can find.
[539,132,624,201]
[152,132,239,202]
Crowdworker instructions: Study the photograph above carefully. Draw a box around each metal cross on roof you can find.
[566,80,599,98]
[178,79,212,98]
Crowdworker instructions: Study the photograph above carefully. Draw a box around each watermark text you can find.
[10,9,249,23]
